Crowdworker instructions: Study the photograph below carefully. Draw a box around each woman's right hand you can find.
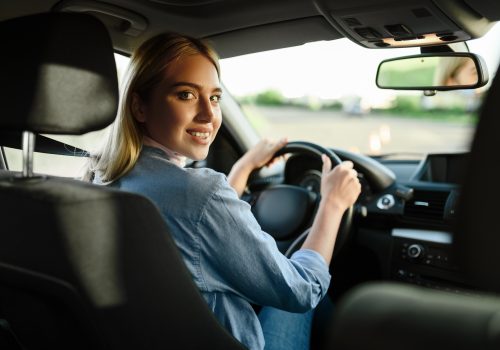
[320,155,361,212]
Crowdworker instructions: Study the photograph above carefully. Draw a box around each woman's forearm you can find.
[301,157,360,265]
[227,158,254,197]
[301,199,345,265]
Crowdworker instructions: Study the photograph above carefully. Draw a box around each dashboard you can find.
[369,153,468,293]
[269,150,474,297]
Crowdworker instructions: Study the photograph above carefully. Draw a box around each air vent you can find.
[343,17,362,26]
[404,190,450,223]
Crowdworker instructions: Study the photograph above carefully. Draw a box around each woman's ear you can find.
[131,93,147,123]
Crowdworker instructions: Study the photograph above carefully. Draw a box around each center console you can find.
[390,228,472,293]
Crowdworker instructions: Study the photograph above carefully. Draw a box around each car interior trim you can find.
[208,16,341,59]
[334,149,396,191]
[54,0,149,37]
[0,146,7,169]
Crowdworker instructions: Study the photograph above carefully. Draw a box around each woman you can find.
[85,32,361,350]
[434,56,478,86]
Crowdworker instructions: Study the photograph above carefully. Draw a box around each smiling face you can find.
[133,54,222,160]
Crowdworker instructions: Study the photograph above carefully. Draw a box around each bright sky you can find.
[220,23,500,103]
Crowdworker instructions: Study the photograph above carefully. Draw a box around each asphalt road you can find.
[249,105,475,157]
[4,104,475,177]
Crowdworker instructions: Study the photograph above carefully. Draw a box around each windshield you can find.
[220,23,500,158]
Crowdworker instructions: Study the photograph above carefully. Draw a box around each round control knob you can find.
[377,194,395,210]
[407,244,424,258]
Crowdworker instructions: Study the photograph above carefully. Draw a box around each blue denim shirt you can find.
[102,146,331,350]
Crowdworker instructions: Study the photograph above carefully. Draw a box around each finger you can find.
[341,160,354,169]
[322,154,332,175]
[273,139,286,152]
[266,156,282,167]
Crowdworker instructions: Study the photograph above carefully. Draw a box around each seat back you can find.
[0,13,244,349]
[327,281,500,350]
[324,61,500,349]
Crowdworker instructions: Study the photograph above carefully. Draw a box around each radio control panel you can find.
[390,230,472,293]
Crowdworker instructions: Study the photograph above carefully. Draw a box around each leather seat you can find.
[324,62,500,349]
[0,13,244,350]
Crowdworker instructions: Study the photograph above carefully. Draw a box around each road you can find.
[247,105,475,156]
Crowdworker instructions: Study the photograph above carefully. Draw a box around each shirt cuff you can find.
[291,248,329,268]
[290,248,331,297]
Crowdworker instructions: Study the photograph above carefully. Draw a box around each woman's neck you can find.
[142,135,187,167]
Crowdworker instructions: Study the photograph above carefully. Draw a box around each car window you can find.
[3,53,130,177]
[220,23,500,158]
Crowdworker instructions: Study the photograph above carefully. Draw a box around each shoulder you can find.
[184,166,227,193]
[131,146,233,205]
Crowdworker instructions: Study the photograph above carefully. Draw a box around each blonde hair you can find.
[83,32,220,183]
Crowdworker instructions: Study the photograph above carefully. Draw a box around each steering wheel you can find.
[250,141,354,260]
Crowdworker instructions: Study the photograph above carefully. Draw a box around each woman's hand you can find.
[228,137,287,196]
[301,155,361,264]
[240,137,288,169]
[320,155,361,212]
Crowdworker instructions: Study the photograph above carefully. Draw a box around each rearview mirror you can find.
[376,53,489,90]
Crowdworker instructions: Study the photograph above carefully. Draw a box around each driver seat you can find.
[0,12,244,349]
[324,61,500,348]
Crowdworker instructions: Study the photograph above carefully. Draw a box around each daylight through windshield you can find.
[220,23,500,158]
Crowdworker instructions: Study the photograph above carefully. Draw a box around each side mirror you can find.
[376,53,489,90]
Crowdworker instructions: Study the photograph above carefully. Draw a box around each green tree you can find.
[255,89,285,106]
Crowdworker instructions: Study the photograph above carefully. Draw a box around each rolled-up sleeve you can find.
[196,175,331,312]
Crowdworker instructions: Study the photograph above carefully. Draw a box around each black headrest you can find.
[0,12,118,135]
[456,64,500,293]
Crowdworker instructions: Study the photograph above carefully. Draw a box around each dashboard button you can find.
[377,194,395,209]
[408,244,424,258]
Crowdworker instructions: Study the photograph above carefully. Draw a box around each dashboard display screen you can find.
[420,153,468,184]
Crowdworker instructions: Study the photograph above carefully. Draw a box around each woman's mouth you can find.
[187,131,210,139]
[186,129,211,144]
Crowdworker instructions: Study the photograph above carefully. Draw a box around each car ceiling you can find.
[1,0,500,58]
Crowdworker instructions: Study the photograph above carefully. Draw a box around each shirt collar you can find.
[142,135,187,168]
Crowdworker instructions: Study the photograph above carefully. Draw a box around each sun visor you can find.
[206,17,341,59]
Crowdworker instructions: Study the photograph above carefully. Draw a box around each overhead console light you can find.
[324,0,494,48]
[378,33,456,48]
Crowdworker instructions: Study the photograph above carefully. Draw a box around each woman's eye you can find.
[178,91,195,100]
[210,95,222,103]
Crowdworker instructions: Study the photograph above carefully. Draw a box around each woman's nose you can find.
[195,97,216,122]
